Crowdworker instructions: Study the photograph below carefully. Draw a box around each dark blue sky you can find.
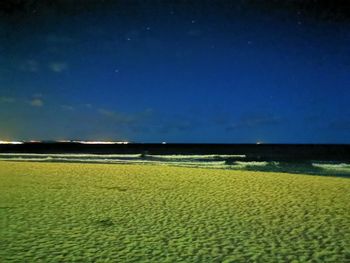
[1,1,349,143]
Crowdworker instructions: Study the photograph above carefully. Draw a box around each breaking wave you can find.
[0,153,349,176]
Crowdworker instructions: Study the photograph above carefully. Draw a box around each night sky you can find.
[1,0,350,143]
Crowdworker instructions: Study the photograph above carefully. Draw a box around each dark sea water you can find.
[0,143,349,177]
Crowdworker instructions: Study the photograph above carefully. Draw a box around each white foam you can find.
[312,163,350,171]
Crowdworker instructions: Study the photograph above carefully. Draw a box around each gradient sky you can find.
[1,0,349,143]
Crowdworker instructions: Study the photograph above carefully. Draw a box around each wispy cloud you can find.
[98,108,153,127]
[49,62,68,73]
[29,98,44,107]
[61,105,74,111]
[187,29,202,37]
[1,95,45,107]
[226,114,282,130]
[98,109,137,125]
[46,34,74,44]
[19,60,39,72]
[157,120,194,134]
[0,96,16,103]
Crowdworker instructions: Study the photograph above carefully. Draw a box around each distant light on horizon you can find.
[73,141,129,145]
[0,140,130,144]
[0,141,24,145]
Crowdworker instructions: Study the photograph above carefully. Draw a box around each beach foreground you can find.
[0,161,349,262]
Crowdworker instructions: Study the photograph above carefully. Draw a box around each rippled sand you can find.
[1,161,349,262]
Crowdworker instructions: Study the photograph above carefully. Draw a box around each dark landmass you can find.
[1,143,349,162]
